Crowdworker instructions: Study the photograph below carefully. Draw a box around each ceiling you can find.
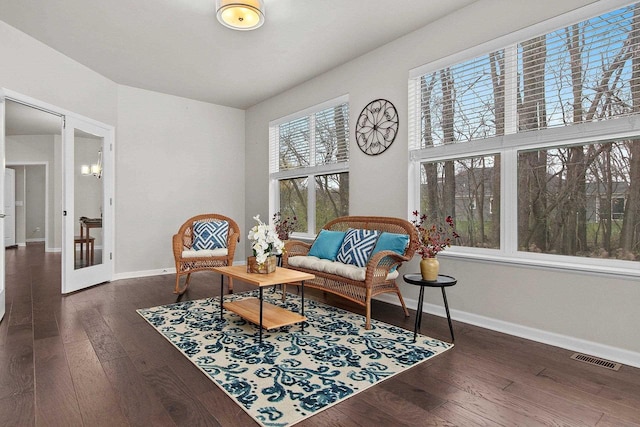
[0,0,477,110]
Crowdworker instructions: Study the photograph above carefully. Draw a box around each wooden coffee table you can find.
[213,265,314,344]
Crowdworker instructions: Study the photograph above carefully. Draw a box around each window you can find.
[410,2,640,273]
[612,197,626,220]
[517,139,632,257]
[270,96,349,236]
[419,155,500,250]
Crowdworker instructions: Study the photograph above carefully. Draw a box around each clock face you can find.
[355,99,398,156]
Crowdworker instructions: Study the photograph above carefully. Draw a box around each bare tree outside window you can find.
[279,177,308,232]
[517,5,640,260]
[414,3,640,263]
[315,173,349,233]
[519,140,635,259]
[421,156,500,249]
[272,100,349,235]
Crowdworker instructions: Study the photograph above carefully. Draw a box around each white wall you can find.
[115,85,245,276]
[1,18,116,253]
[1,20,247,277]
[245,0,640,365]
[25,165,46,241]
[0,21,117,126]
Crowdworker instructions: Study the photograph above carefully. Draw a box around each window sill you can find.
[439,250,640,280]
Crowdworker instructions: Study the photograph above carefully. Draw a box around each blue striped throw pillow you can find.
[192,220,228,250]
[336,228,380,267]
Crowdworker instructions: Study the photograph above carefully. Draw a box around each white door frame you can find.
[4,167,15,247]
[0,88,115,295]
[0,95,6,321]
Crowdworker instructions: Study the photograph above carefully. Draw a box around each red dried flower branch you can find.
[411,210,459,259]
[272,212,298,240]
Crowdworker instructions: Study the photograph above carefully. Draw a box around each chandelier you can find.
[81,150,102,179]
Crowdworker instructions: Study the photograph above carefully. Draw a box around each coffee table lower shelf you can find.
[223,297,306,330]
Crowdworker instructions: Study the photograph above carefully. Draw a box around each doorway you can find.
[4,102,59,251]
[6,164,48,248]
[1,91,114,306]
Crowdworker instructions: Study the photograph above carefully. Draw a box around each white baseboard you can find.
[113,260,248,281]
[375,293,640,369]
[25,238,45,243]
[113,268,175,281]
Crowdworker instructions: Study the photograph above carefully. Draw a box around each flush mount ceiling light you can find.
[216,0,265,31]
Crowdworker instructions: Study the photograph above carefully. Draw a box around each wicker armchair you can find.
[172,213,240,294]
[282,216,418,329]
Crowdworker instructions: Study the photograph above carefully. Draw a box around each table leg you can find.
[414,286,425,342]
[220,275,224,320]
[87,236,94,265]
[300,281,305,332]
[259,287,264,345]
[80,226,84,261]
[84,226,90,264]
[441,287,455,342]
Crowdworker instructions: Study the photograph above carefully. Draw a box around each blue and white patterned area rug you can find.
[137,290,453,426]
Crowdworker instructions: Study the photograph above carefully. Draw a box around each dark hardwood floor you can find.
[1,243,639,426]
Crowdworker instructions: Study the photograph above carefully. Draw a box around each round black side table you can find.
[403,274,457,343]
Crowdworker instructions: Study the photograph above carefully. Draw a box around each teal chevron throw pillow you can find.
[193,220,228,250]
[336,228,380,267]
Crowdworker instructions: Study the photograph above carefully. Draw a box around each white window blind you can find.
[518,4,640,130]
[278,116,310,171]
[270,97,349,175]
[418,50,506,147]
[413,2,640,149]
[314,103,349,165]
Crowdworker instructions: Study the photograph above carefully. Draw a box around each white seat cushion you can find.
[182,248,228,258]
[287,255,399,281]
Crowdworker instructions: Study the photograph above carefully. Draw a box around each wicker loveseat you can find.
[281,216,418,329]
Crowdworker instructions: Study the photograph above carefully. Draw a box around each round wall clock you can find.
[355,98,399,156]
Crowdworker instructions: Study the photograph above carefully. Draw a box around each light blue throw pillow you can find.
[371,232,410,257]
[192,220,228,250]
[308,230,346,260]
[336,228,380,267]
[370,232,410,271]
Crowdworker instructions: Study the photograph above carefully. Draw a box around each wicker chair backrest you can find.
[179,213,240,249]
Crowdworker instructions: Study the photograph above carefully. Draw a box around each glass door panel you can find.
[74,129,103,269]
[63,116,112,293]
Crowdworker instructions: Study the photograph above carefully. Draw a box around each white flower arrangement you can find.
[248,214,284,265]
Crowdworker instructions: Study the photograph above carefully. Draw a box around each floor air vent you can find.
[570,353,621,371]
